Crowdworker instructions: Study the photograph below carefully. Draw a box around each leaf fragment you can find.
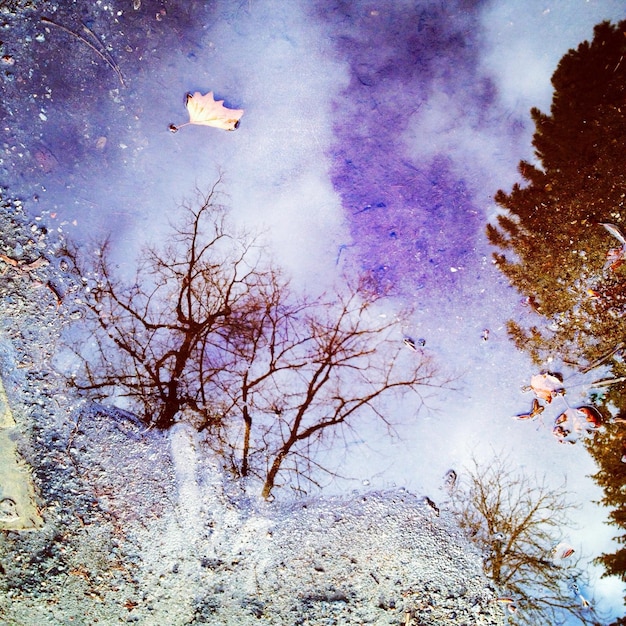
[553,406,603,443]
[599,223,626,270]
[529,372,564,403]
[514,398,544,420]
[551,541,575,560]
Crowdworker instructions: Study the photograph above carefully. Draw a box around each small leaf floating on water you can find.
[169,91,244,132]
[527,371,565,403]
[531,398,545,417]
[552,541,575,560]
[576,405,603,429]
[553,424,573,443]
[495,598,518,614]
[514,398,544,420]
[554,411,569,426]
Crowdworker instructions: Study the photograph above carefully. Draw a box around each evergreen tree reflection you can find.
[488,20,626,622]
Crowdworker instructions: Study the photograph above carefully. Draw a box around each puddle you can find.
[1,0,625,624]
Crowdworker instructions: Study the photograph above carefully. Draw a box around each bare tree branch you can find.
[450,453,605,625]
[62,181,443,497]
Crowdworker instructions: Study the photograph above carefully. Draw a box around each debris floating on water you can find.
[552,542,575,560]
[443,469,457,491]
[527,371,565,403]
[169,91,244,132]
[514,398,544,421]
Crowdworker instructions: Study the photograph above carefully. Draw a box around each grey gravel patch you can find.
[177,491,505,626]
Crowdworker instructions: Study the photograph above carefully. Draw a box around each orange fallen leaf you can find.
[514,398,544,420]
[169,91,244,132]
[576,405,603,429]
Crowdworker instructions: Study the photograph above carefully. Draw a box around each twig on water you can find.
[40,16,125,87]
[581,342,624,373]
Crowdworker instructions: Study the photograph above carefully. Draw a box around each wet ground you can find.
[1,0,625,623]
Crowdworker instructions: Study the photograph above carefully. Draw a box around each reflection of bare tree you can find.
[214,288,439,498]
[66,181,270,431]
[450,455,598,626]
[64,182,440,497]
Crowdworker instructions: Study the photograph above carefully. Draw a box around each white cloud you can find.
[479,0,626,116]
